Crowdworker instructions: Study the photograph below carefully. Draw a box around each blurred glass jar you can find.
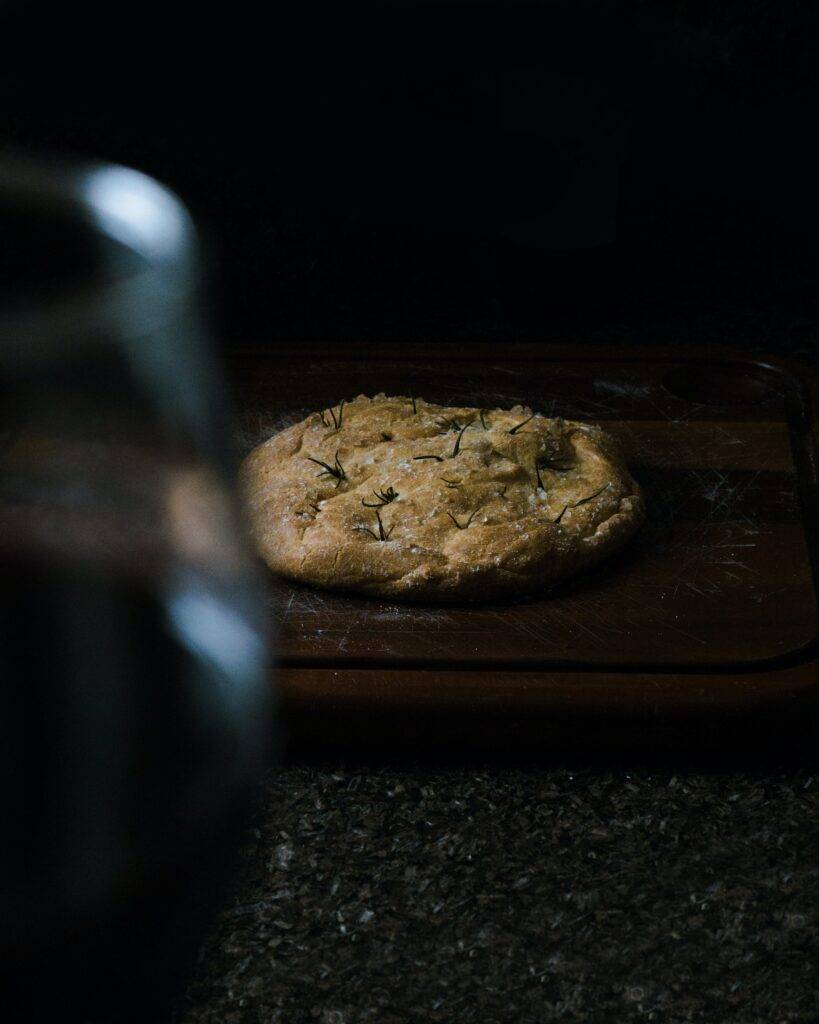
[0,154,275,1020]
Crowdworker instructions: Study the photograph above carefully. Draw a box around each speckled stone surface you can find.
[174,764,818,1024]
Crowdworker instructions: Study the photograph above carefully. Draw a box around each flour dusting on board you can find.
[593,379,656,399]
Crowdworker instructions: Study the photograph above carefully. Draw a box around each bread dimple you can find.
[240,394,644,601]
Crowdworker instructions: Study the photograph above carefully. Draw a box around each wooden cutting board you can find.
[229,344,819,758]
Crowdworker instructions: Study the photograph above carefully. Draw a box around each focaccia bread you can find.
[240,395,644,601]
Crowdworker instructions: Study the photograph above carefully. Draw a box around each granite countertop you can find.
[175,764,817,1024]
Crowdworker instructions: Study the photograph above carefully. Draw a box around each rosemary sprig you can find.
[535,462,545,490]
[436,416,462,433]
[439,476,461,488]
[306,450,346,487]
[446,508,480,530]
[357,508,394,541]
[437,415,475,435]
[541,455,575,471]
[308,502,321,514]
[535,453,575,489]
[362,486,398,507]
[479,409,490,430]
[323,399,346,435]
[553,484,610,524]
[413,454,444,462]
[452,422,471,457]
[509,412,535,435]
[410,395,417,414]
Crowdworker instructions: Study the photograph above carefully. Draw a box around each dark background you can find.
[3,5,818,1023]
[2,1,818,351]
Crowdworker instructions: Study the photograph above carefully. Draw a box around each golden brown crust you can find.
[240,395,644,601]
